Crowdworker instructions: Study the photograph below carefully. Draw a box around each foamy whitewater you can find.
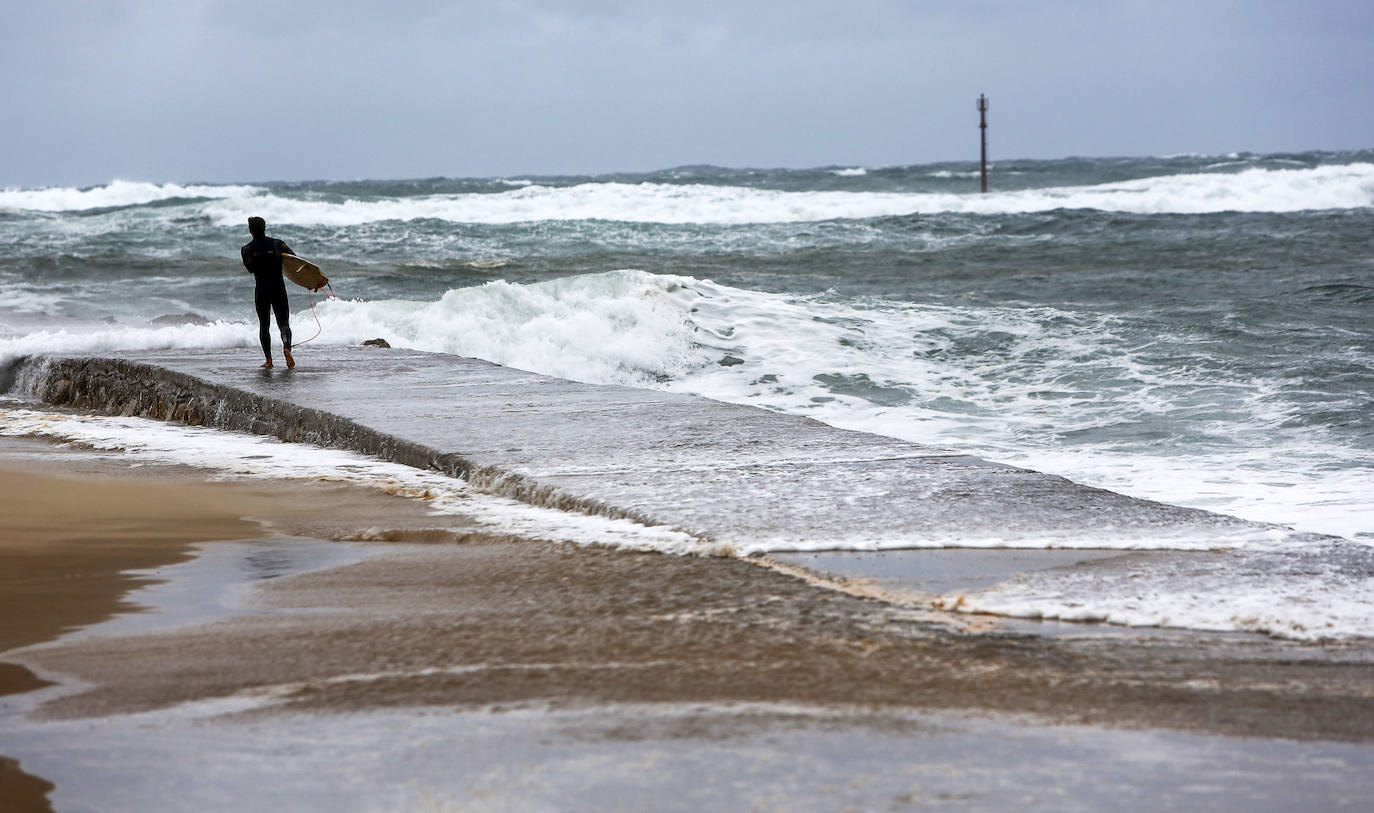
[3,150,1372,638]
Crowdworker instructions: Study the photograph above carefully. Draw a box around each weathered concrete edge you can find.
[5,354,678,534]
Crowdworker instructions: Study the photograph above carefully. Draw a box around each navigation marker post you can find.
[977,94,989,193]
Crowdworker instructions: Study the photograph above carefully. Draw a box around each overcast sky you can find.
[3,0,1371,187]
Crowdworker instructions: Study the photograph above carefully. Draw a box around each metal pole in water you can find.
[977,94,989,193]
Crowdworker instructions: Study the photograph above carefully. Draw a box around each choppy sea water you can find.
[2,150,1372,637]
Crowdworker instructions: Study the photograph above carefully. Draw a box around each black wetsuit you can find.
[240,235,294,358]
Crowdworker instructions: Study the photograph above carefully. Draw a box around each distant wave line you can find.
[4,163,1372,222]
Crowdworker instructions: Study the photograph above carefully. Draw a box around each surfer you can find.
[240,216,295,369]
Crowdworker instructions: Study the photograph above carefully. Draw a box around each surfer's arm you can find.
[278,239,293,256]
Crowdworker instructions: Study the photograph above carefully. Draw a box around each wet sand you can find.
[22,534,1374,741]
[0,436,494,812]
[0,440,270,812]
[0,465,265,690]
[3,437,1374,810]
[0,436,468,668]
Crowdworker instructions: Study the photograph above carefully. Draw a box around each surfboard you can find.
[281,254,328,292]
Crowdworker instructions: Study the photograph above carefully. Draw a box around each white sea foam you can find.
[954,544,1374,641]
[312,271,712,387]
[189,163,1374,227]
[829,167,868,176]
[0,180,262,212]
[0,409,710,555]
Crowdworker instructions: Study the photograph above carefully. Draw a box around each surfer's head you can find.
[248,216,266,237]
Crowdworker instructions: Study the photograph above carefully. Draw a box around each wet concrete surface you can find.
[12,347,1308,553]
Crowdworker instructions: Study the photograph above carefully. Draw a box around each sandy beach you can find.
[3,432,1374,810]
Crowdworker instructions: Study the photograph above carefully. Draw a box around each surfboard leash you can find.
[293,281,336,347]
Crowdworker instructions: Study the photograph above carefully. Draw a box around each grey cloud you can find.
[2,0,1371,187]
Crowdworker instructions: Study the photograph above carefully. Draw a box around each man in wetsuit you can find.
[240,216,295,369]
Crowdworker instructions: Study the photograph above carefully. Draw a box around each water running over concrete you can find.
[6,347,1305,555]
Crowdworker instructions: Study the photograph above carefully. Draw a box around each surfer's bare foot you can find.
[260,359,273,369]
[284,348,295,369]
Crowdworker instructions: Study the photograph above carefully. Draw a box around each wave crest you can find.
[0,180,262,212]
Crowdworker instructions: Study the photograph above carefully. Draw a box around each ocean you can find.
[2,149,1372,638]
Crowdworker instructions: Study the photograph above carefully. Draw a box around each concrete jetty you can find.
[5,346,1288,554]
